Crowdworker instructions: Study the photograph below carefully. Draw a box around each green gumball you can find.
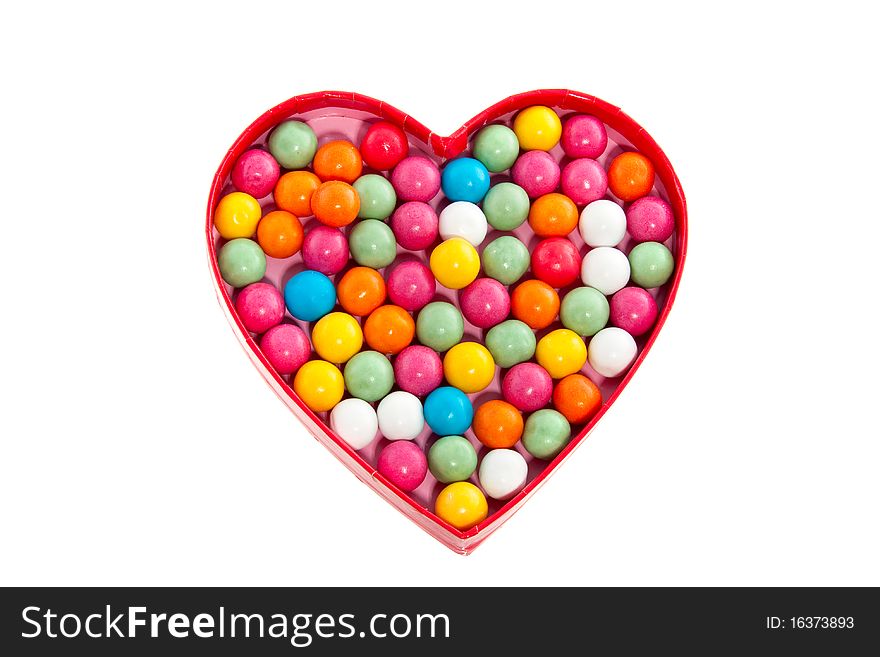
[522,409,571,460]
[267,120,317,169]
[560,287,610,337]
[353,174,397,220]
[428,435,478,483]
[416,302,464,352]
[482,236,530,285]
[349,219,397,268]
[482,182,530,230]
[473,124,520,173]
[344,351,394,402]
[628,242,674,288]
[485,320,536,368]
[218,238,266,288]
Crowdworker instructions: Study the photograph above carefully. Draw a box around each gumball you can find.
[561,114,608,159]
[330,398,379,450]
[536,328,587,379]
[311,312,363,363]
[283,270,336,322]
[528,193,579,237]
[482,236,530,286]
[364,305,414,354]
[343,350,395,402]
[267,120,317,169]
[531,237,581,288]
[311,181,360,227]
[628,242,674,288]
[336,267,384,317]
[231,149,280,198]
[349,219,397,269]
[608,151,655,201]
[391,156,441,202]
[561,158,608,206]
[394,345,443,397]
[473,399,523,449]
[390,202,439,251]
[353,173,397,220]
[378,441,428,492]
[235,282,285,333]
[579,199,626,247]
[502,362,553,412]
[482,182,530,231]
[441,157,490,203]
[511,150,560,198]
[257,210,303,259]
[214,191,262,239]
[473,124,519,172]
[435,482,487,530]
[513,105,562,151]
[610,287,658,336]
[428,435,478,483]
[274,170,321,217]
[438,201,488,247]
[360,121,409,170]
[479,449,528,500]
[424,386,474,436]
[313,140,363,183]
[443,342,495,394]
[511,280,560,330]
[553,373,602,424]
[260,324,311,375]
[485,319,536,368]
[429,238,480,290]
[522,409,571,459]
[218,238,266,288]
[626,196,675,243]
[560,286,610,337]
[588,327,638,378]
[415,302,464,352]
[376,390,424,440]
[293,360,344,412]
[581,246,630,296]
[459,278,510,329]
[302,225,349,275]
[386,260,436,312]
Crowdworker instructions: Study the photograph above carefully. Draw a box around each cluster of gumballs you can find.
[213,104,675,531]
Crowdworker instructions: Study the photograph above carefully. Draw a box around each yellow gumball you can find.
[443,342,495,393]
[430,238,480,290]
[435,482,488,530]
[513,105,562,151]
[536,328,587,379]
[311,312,363,363]
[293,360,344,412]
[214,191,262,239]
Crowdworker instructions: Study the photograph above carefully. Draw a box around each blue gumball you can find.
[423,386,474,436]
[441,157,491,203]
[284,270,336,322]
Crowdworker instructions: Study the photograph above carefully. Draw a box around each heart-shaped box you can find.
[206,90,687,553]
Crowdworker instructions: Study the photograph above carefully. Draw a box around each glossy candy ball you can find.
[482,236,530,286]
[511,280,560,330]
[522,409,571,459]
[424,386,474,436]
[443,342,495,394]
[485,319,536,368]
[343,350,394,402]
[394,345,443,397]
[513,105,562,151]
[459,278,510,329]
[387,260,436,311]
[482,182,530,230]
[284,270,336,322]
[438,201,488,247]
[349,219,397,269]
[364,305,414,354]
[560,286,610,337]
[378,441,428,492]
[561,114,608,159]
[610,287,658,336]
[416,302,464,352]
[531,237,581,288]
[260,324,311,375]
[473,124,519,172]
[232,149,280,199]
[313,140,363,183]
[441,157,490,203]
[429,238,480,290]
[257,210,303,259]
[268,120,317,169]
[293,360,344,412]
[579,199,626,247]
[311,181,360,227]
[377,390,424,440]
[528,192,579,237]
[628,242,674,288]
[302,225,349,275]
[360,121,409,170]
[581,246,630,296]
[274,170,320,217]
[502,362,553,412]
[214,192,261,239]
[588,327,638,378]
[391,156,441,202]
[479,449,528,500]
[435,482,487,530]
[561,158,608,206]
[312,312,363,363]
[353,174,397,220]
[235,282,285,334]
[330,398,379,450]
[336,266,386,316]
[218,238,266,288]
[428,435,478,483]
[390,202,439,251]
[626,196,675,243]
[553,373,602,424]
[512,151,560,198]
[608,152,655,201]
[473,400,523,449]
[536,328,587,379]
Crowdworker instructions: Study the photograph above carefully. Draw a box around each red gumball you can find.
[531,237,581,288]
[360,121,409,170]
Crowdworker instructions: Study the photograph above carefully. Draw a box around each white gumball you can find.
[581,246,630,295]
[330,398,379,450]
[588,327,638,378]
[439,201,488,247]
[478,449,528,500]
[376,391,424,440]
[579,199,626,247]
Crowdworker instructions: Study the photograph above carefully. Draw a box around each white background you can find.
[1,1,878,586]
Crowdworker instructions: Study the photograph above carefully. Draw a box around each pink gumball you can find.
[502,363,553,412]
[231,149,280,199]
[561,115,608,159]
[391,156,441,202]
[459,278,510,329]
[387,260,436,311]
[610,287,658,337]
[390,201,439,250]
[626,196,675,243]
[260,323,311,375]
[377,441,428,492]
[302,225,349,275]
[511,151,560,198]
[235,282,285,333]
[394,345,443,396]
[561,158,608,205]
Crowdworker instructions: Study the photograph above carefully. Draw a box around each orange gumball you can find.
[274,170,320,217]
[473,399,524,449]
[528,193,579,237]
[511,280,560,330]
[364,305,414,355]
[313,140,363,183]
[337,267,386,316]
[311,181,360,227]
[553,374,602,424]
[256,210,303,259]
[608,152,655,202]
